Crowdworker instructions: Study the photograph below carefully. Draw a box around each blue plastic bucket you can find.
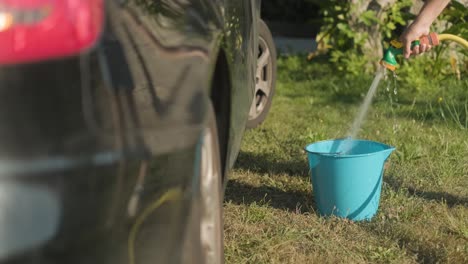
[305,139,395,221]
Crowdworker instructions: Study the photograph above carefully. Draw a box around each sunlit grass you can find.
[224,55,468,263]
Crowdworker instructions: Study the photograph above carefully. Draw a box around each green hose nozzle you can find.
[380,41,405,71]
[380,32,439,71]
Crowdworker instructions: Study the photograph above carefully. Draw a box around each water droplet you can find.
[392,72,398,102]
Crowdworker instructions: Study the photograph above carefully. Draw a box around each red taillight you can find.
[0,0,104,65]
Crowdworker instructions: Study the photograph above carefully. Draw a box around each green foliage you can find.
[318,1,355,50]
[330,50,368,75]
[397,1,467,92]
[439,0,468,40]
[312,0,467,98]
[437,0,468,60]
[398,51,463,91]
[315,0,413,75]
[225,55,468,263]
[379,0,414,39]
[265,0,467,94]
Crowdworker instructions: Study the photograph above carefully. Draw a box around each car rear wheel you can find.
[247,19,277,128]
[182,103,224,264]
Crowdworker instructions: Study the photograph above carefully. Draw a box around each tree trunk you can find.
[348,0,398,71]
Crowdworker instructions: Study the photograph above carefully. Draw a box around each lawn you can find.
[223,55,468,263]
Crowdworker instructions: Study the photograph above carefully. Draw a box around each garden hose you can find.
[380,33,468,71]
[438,34,468,48]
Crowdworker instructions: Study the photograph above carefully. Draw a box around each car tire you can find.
[182,103,224,264]
[247,19,277,129]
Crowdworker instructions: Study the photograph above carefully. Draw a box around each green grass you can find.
[223,55,468,263]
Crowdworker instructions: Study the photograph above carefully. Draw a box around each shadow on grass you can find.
[224,179,315,214]
[234,151,309,177]
[385,175,467,208]
[361,175,457,263]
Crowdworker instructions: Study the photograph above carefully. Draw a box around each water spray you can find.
[380,33,468,71]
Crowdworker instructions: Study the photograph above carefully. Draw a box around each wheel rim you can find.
[200,121,223,264]
[249,36,273,120]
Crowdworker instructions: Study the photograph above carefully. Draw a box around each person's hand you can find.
[399,21,431,59]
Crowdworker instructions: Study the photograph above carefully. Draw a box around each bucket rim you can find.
[304,138,395,158]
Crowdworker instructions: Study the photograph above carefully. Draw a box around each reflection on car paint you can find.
[0,151,124,175]
[0,0,260,262]
[0,182,60,260]
[128,187,183,264]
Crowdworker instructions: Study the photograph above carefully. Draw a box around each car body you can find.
[0,0,268,263]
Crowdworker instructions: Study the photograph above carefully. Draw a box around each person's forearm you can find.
[413,0,451,28]
[400,0,451,58]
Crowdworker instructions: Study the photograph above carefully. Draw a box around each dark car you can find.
[0,0,276,263]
